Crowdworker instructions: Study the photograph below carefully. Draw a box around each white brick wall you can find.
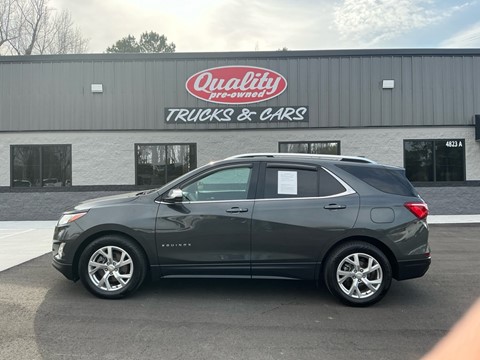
[1,126,478,186]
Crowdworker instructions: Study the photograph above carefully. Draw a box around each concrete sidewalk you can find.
[1,216,480,273]
[427,215,480,224]
[0,221,57,272]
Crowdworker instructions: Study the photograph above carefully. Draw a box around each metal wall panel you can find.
[0,51,479,132]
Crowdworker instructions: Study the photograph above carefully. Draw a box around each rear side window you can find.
[336,164,417,197]
[264,167,318,198]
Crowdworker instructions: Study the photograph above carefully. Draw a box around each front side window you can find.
[279,141,340,155]
[404,139,465,182]
[182,167,252,201]
[11,145,72,187]
[136,144,196,186]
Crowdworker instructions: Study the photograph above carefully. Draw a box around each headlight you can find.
[58,211,88,226]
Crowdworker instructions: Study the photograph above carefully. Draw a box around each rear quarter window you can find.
[336,164,417,197]
[319,168,346,196]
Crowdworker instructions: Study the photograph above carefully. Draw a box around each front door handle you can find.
[324,204,347,210]
[226,207,249,213]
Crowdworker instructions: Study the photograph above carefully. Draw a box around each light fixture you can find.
[382,80,394,89]
[91,84,103,93]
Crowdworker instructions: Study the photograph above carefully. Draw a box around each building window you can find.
[404,139,465,182]
[279,141,340,155]
[136,143,197,186]
[11,145,72,187]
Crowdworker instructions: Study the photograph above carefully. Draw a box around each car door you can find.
[155,162,258,277]
[251,162,360,280]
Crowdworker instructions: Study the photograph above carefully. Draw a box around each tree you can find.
[105,35,140,53]
[106,31,175,53]
[139,31,175,53]
[0,0,88,55]
[34,9,88,55]
[0,0,20,48]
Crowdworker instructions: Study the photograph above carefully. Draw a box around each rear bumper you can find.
[396,257,431,280]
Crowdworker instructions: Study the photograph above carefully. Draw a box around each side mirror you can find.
[164,188,183,203]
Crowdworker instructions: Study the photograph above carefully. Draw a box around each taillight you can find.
[404,202,429,220]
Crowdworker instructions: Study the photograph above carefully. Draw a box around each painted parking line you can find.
[0,229,35,240]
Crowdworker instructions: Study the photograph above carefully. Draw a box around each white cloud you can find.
[440,21,480,47]
[201,0,337,51]
[48,0,477,52]
[334,0,470,46]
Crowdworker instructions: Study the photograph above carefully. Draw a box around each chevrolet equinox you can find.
[52,153,430,306]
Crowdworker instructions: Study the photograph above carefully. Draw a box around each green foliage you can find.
[106,32,175,53]
[106,35,140,53]
[139,32,175,53]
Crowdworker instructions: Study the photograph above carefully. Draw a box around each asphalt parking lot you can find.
[0,224,479,360]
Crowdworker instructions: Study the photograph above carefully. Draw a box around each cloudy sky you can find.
[50,0,480,53]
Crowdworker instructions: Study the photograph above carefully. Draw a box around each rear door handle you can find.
[324,204,347,210]
[226,207,249,213]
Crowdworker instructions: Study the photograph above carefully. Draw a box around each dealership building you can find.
[1,49,480,220]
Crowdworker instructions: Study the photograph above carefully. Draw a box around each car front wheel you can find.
[324,241,392,306]
[78,235,147,299]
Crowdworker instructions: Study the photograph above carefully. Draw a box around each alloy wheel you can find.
[88,246,134,291]
[336,252,383,299]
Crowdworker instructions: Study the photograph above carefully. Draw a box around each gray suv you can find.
[52,153,430,306]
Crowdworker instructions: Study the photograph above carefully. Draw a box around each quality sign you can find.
[186,65,288,105]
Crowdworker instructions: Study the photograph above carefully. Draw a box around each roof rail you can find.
[226,153,376,164]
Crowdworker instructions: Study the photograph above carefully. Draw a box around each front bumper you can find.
[52,258,77,281]
[51,222,83,281]
[396,257,431,280]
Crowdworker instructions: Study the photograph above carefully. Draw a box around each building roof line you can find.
[2,48,480,63]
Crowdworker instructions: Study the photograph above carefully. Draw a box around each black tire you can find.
[78,235,147,299]
[323,241,392,307]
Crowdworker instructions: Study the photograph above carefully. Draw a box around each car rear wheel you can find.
[78,235,147,299]
[324,241,392,306]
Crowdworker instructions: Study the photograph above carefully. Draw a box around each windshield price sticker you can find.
[278,171,298,195]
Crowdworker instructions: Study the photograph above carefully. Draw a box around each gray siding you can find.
[1,50,480,131]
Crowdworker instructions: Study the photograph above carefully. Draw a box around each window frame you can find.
[278,141,341,155]
[403,139,466,183]
[10,144,72,188]
[134,142,197,186]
